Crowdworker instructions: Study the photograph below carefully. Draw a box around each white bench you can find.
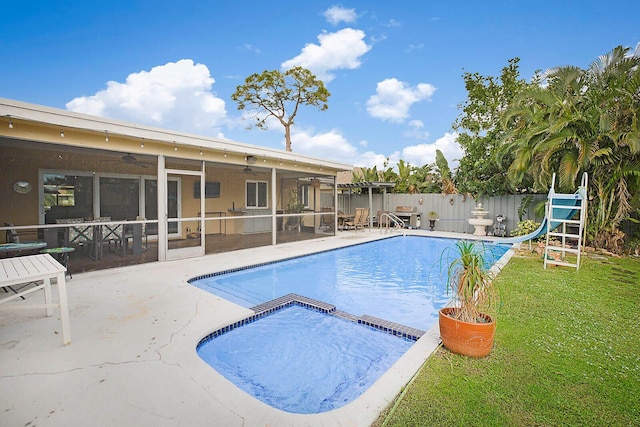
[0,253,71,345]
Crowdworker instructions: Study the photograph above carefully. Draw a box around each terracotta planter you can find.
[439,307,495,357]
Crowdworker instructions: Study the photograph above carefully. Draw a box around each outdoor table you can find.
[337,214,355,230]
[41,247,75,279]
[0,253,71,345]
[0,242,47,257]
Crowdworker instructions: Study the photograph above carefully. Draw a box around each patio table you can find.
[337,214,355,230]
[41,247,75,279]
[0,253,71,345]
[0,242,47,257]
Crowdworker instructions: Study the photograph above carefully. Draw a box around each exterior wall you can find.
[1,140,339,242]
[339,192,547,235]
[2,145,42,227]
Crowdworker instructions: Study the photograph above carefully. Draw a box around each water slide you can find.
[498,184,585,244]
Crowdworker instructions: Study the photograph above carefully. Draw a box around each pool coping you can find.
[0,230,516,427]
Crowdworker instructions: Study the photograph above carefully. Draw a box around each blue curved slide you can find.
[498,195,582,244]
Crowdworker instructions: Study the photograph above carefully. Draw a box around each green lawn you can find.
[374,251,640,427]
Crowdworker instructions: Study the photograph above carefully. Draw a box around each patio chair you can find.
[4,222,39,244]
[343,208,363,230]
[355,208,370,232]
[100,219,126,257]
[4,223,21,243]
[123,216,148,254]
[57,218,93,255]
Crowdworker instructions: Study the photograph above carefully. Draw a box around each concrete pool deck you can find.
[1,230,514,426]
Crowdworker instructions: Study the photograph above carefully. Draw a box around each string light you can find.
[8,117,13,129]
[105,131,109,142]
[60,130,65,137]
[140,142,144,148]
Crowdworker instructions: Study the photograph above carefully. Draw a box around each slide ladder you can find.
[544,173,588,270]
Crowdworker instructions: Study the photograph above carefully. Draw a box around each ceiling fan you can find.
[122,153,149,168]
[242,166,257,176]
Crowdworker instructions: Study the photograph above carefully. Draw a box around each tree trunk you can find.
[284,124,292,151]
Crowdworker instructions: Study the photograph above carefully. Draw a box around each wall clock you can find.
[13,181,32,194]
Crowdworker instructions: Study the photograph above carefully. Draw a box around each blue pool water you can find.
[192,236,510,414]
[192,236,510,331]
[197,305,413,414]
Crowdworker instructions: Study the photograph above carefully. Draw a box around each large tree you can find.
[231,66,330,152]
[500,45,640,242]
[453,58,536,196]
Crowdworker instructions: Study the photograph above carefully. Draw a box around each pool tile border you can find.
[187,235,504,285]
[193,235,507,350]
[197,293,425,350]
[187,235,400,284]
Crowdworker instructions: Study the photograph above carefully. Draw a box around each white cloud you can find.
[240,43,261,53]
[323,6,357,25]
[403,119,430,140]
[405,43,424,53]
[281,28,371,82]
[353,151,398,169]
[366,78,436,122]
[291,127,405,170]
[386,19,401,28]
[292,127,359,161]
[66,59,227,133]
[401,132,462,169]
[288,127,461,172]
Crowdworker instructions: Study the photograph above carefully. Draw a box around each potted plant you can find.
[427,211,438,231]
[439,240,496,357]
[285,189,304,231]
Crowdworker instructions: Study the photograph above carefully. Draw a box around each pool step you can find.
[251,293,336,315]
[358,315,424,341]
[250,293,425,341]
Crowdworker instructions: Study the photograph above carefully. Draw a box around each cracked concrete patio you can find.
[0,230,480,426]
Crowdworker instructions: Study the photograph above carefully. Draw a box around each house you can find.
[0,98,351,270]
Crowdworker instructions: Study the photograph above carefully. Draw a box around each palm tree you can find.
[435,149,458,195]
[499,46,640,244]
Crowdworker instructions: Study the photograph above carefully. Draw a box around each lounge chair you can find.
[342,208,363,230]
[344,208,369,231]
[355,208,370,231]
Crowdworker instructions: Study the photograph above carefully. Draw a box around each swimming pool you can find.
[191,236,510,331]
[191,236,510,413]
[197,304,414,414]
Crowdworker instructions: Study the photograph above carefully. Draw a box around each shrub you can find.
[511,219,545,242]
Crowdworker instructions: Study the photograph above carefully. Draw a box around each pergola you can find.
[337,181,396,228]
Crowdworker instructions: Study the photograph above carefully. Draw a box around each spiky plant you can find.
[444,240,496,323]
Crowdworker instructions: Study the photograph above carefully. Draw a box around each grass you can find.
[374,250,640,427]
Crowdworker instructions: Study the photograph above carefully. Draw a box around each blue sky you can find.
[1,1,638,169]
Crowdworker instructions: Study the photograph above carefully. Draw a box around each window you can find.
[298,185,310,208]
[100,177,140,220]
[246,180,268,208]
[43,173,94,223]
